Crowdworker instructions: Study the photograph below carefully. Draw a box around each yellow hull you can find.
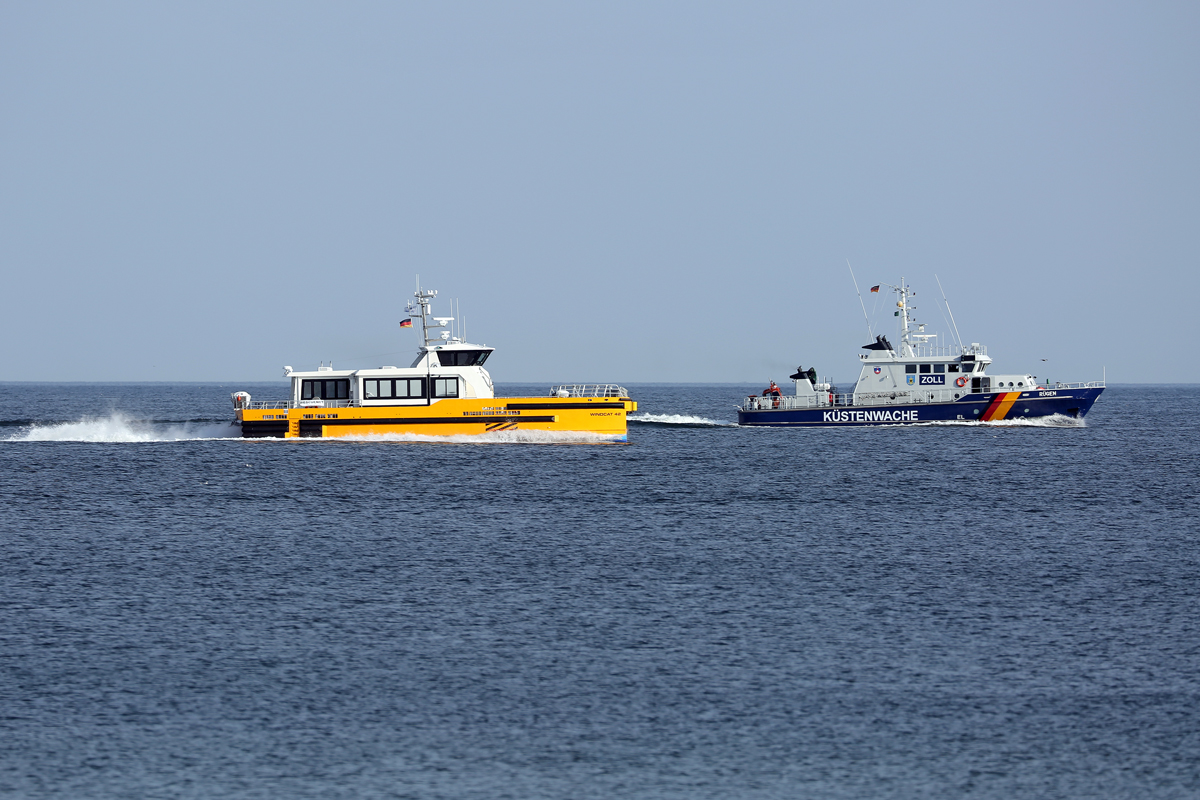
[237,396,637,440]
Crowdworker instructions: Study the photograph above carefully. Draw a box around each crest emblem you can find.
[874,367,881,374]
[906,375,915,385]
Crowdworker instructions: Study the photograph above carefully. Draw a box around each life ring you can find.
[955,376,968,387]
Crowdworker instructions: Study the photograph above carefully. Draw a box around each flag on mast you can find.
[870,285,880,293]
[399,319,413,328]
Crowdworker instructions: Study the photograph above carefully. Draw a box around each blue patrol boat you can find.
[738,279,1104,427]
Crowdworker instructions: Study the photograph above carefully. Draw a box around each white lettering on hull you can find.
[821,409,920,423]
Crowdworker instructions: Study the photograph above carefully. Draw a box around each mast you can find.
[881,277,933,358]
[897,276,911,356]
[405,283,457,348]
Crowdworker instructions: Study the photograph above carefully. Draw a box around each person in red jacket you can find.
[762,380,783,407]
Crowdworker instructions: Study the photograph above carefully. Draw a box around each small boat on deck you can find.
[232,283,636,439]
[738,279,1104,427]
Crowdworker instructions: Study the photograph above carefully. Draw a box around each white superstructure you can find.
[279,284,495,408]
[848,279,1037,405]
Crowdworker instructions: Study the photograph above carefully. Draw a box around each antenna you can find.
[846,260,873,339]
[935,274,964,352]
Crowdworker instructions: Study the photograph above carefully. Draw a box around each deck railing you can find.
[911,343,988,358]
[549,384,629,398]
[245,400,357,410]
[299,399,356,408]
[859,343,989,360]
[244,385,638,411]
[741,380,1105,412]
[1050,380,1106,390]
[741,394,850,411]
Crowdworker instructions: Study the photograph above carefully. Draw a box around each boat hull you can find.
[738,388,1103,427]
[238,396,637,440]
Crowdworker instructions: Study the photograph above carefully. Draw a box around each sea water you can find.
[2,383,1198,799]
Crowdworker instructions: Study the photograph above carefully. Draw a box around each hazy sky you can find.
[2,2,1196,384]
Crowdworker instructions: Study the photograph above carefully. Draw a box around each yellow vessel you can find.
[231,283,636,440]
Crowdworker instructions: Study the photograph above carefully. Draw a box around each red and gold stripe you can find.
[981,392,1022,421]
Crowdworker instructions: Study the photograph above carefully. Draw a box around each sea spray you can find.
[629,413,737,428]
[9,413,241,442]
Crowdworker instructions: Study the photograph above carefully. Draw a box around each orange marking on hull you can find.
[983,392,1021,421]
[981,394,1004,421]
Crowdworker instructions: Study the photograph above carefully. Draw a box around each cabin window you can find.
[398,378,425,397]
[363,378,426,400]
[436,350,491,367]
[933,364,945,373]
[948,364,960,373]
[432,377,459,398]
[960,363,974,373]
[905,365,917,374]
[301,379,349,401]
[919,364,931,374]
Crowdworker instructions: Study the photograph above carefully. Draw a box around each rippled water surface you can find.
[2,383,1198,799]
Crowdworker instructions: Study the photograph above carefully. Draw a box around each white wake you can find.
[333,429,627,444]
[7,414,242,442]
[984,413,1087,427]
[4,414,629,444]
[917,413,1086,428]
[629,413,737,428]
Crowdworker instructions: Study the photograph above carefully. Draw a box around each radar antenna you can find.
[873,277,935,358]
[404,278,458,348]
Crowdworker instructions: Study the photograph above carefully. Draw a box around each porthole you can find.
[1009,381,1015,387]
[1018,382,1024,387]
[972,408,980,415]
[1024,408,1030,413]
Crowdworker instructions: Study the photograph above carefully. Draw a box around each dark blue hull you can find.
[738,387,1103,427]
